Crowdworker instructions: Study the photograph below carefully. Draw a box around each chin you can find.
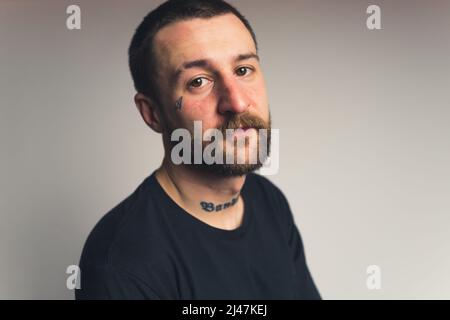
[193,162,264,177]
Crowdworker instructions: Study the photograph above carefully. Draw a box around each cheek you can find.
[248,81,269,114]
[176,94,218,130]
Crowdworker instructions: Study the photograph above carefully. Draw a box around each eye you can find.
[236,66,253,76]
[188,77,212,89]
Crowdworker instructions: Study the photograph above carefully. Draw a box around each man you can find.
[76,0,320,300]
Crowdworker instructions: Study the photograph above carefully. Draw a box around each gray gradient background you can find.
[1,0,449,299]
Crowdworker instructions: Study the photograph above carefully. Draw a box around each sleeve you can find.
[288,222,322,300]
[274,185,322,300]
[75,263,161,300]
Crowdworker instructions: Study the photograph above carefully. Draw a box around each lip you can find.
[233,127,255,136]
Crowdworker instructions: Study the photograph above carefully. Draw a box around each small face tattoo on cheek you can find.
[175,96,183,111]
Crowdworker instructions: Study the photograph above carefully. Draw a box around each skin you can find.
[134,13,270,230]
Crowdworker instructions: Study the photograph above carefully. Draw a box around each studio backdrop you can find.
[1,0,449,299]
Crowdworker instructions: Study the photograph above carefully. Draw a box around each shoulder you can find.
[77,175,178,298]
[244,173,295,229]
[78,175,167,273]
[245,173,291,209]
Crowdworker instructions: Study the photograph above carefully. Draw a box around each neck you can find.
[155,156,246,230]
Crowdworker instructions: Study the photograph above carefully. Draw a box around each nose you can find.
[217,77,250,115]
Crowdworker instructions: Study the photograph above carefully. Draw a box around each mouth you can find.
[233,126,257,136]
[238,125,252,131]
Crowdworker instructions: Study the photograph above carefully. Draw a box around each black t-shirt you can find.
[76,171,321,300]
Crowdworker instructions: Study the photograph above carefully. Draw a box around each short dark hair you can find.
[128,0,258,106]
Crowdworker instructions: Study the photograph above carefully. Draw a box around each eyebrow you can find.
[171,52,260,84]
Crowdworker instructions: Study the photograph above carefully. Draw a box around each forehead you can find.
[153,13,256,70]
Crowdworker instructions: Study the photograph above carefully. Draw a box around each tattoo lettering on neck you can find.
[175,96,183,111]
[200,195,239,212]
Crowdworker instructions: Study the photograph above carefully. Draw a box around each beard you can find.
[163,112,272,177]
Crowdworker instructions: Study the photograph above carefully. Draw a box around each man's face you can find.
[153,13,271,176]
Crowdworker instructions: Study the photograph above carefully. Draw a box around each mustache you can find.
[218,113,270,134]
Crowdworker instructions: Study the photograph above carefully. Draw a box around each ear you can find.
[134,93,164,133]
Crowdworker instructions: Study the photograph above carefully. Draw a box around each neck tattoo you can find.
[200,194,240,212]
